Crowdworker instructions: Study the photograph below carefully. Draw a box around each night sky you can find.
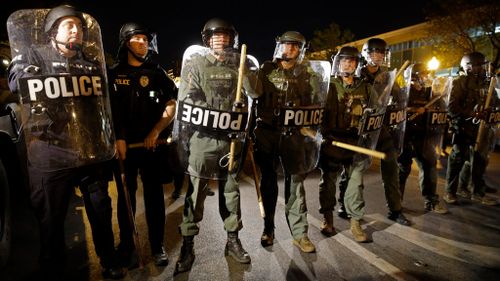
[1,0,430,70]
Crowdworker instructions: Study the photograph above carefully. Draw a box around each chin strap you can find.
[53,38,82,51]
[51,38,82,52]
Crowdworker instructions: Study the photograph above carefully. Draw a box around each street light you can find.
[427,56,440,71]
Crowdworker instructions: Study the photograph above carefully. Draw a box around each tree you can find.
[424,0,500,71]
[308,22,355,60]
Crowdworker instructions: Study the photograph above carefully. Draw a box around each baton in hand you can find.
[407,94,446,121]
[127,137,172,149]
[117,158,144,268]
[248,141,265,218]
[474,75,496,151]
[229,44,247,172]
[331,140,386,159]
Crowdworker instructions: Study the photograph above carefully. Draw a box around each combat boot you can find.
[261,217,275,247]
[225,232,251,264]
[387,211,411,226]
[320,211,335,236]
[350,219,368,243]
[424,200,449,214]
[175,236,195,274]
[293,235,316,253]
[337,204,350,220]
[260,230,274,247]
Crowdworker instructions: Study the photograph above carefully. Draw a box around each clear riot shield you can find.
[173,45,259,180]
[354,69,397,168]
[385,66,411,155]
[474,76,500,159]
[276,60,330,175]
[7,9,114,171]
[421,76,452,161]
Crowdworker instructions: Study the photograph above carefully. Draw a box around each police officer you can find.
[175,18,257,273]
[359,38,411,225]
[444,52,498,206]
[398,63,448,213]
[318,46,373,241]
[253,31,317,252]
[7,5,123,279]
[0,43,17,105]
[109,22,176,267]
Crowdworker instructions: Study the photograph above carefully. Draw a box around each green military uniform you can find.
[253,60,320,240]
[178,51,254,236]
[361,67,404,217]
[319,76,371,220]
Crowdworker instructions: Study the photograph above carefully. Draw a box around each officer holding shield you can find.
[398,63,448,213]
[318,46,372,240]
[108,22,176,268]
[7,5,123,279]
[253,31,327,251]
[359,38,410,226]
[444,52,498,206]
[174,18,259,273]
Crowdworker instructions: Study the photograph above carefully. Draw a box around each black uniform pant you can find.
[446,143,487,196]
[398,137,438,204]
[115,147,166,255]
[28,163,116,271]
[254,147,279,232]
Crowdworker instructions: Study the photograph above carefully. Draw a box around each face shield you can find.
[460,52,488,78]
[332,54,361,77]
[412,70,431,88]
[148,32,159,55]
[466,63,488,78]
[363,48,390,67]
[206,31,234,53]
[273,41,306,63]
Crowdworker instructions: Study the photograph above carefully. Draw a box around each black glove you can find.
[23,65,40,74]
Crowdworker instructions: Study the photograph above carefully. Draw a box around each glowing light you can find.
[427,57,440,71]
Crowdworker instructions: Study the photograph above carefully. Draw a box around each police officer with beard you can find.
[109,22,176,267]
[444,52,498,206]
[398,63,448,214]
[8,5,123,279]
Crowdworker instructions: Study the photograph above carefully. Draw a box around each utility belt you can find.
[256,120,306,136]
[195,130,236,140]
[256,120,277,130]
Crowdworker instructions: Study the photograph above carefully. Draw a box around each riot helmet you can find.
[408,63,430,88]
[0,43,11,78]
[460,51,488,77]
[201,18,238,51]
[331,46,361,78]
[0,55,10,78]
[273,31,307,64]
[117,22,158,63]
[44,5,86,51]
[361,38,391,67]
[44,5,85,34]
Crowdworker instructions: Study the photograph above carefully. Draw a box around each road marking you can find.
[307,212,418,281]
[272,194,417,281]
[166,195,186,214]
[367,213,500,268]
